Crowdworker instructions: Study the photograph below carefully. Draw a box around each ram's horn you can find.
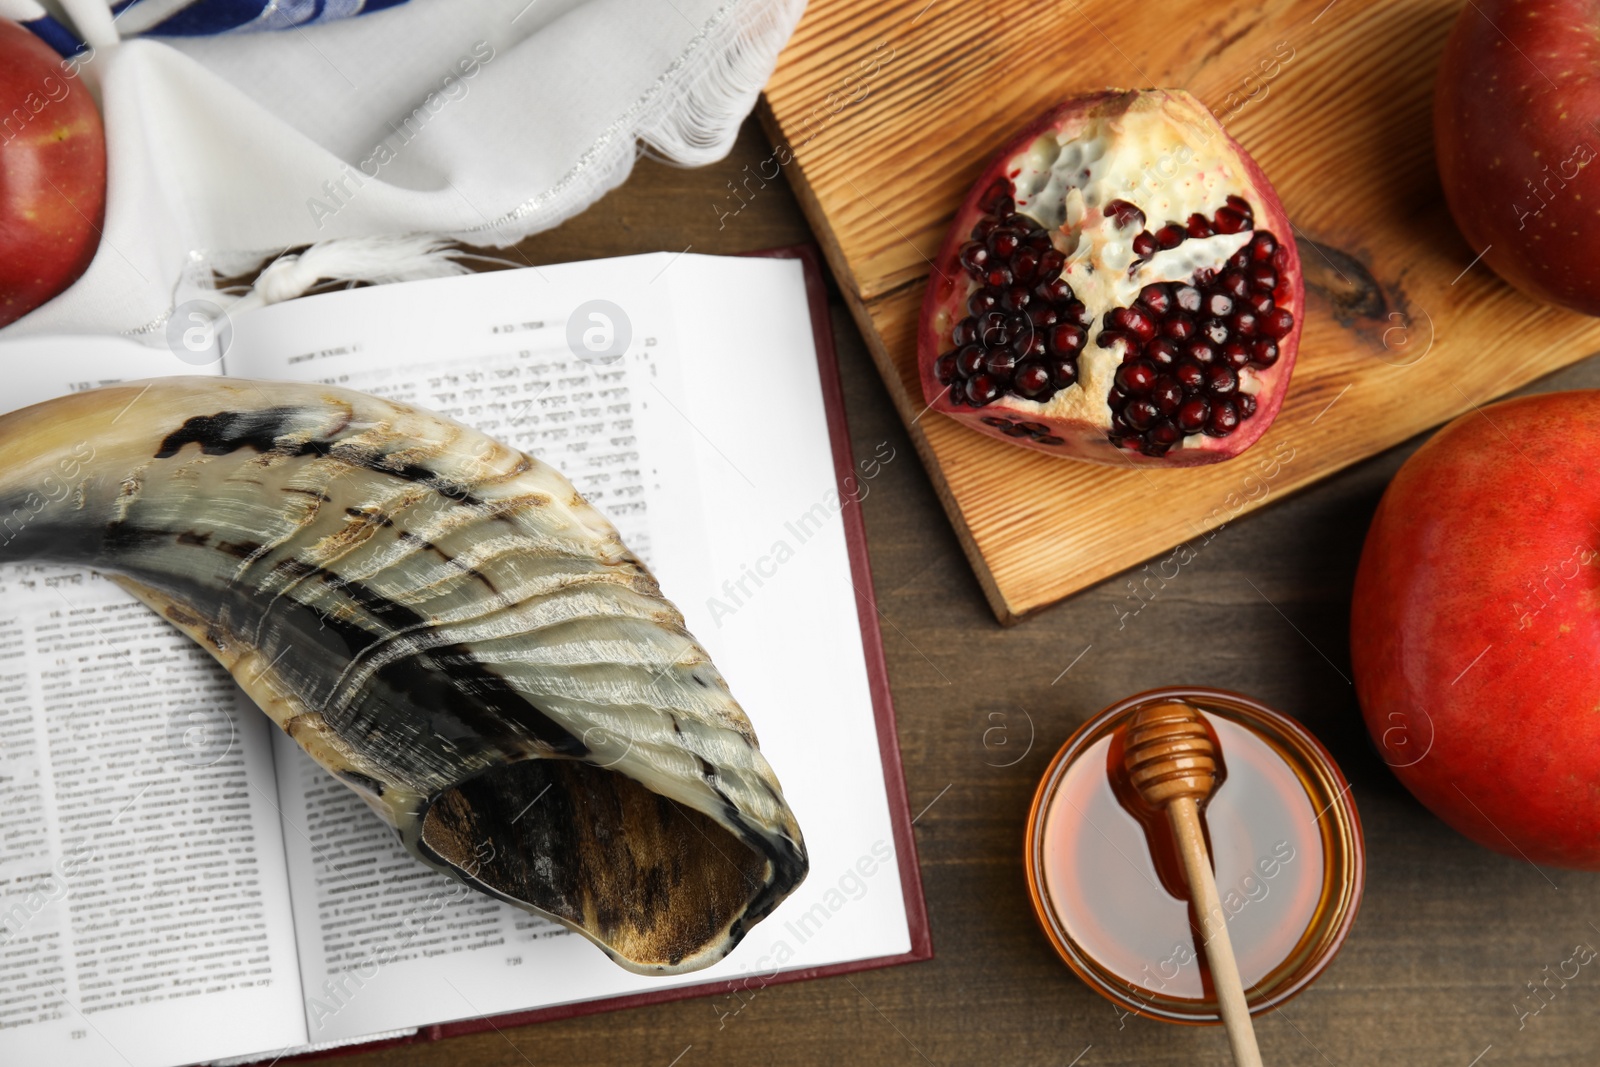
[0,377,808,975]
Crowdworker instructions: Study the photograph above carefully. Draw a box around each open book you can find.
[0,250,928,1067]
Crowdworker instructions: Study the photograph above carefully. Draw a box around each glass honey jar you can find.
[1024,686,1364,1023]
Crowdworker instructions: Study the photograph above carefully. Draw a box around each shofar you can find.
[0,377,808,975]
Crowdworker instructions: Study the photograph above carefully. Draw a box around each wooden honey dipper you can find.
[1123,701,1263,1067]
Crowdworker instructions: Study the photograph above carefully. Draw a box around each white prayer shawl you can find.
[0,0,805,340]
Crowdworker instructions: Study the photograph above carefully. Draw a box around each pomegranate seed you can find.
[981,416,1009,428]
[1162,315,1195,341]
[960,242,989,272]
[1250,231,1277,262]
[1271,244,1291,271]
[952,317,978,346]
[979,311,1009,345]
[1049,359,1078,387]
[1038,249,1066,276]
[1097,329,1130,351]
[968,289,998,316]
[1012,249,1040,282]
[984,265,1013,289]
[956,345,986,376]
[1112,306,1157,342]
[1147,421,1181,447]
[1220,270,1250,298]
[935,352,958,384]
[1156,223,1186,249]
[1063,301,1092,326]
[1226,194,1253,218]
[1174,360,1205,392]
[1249,291,1274,315]
[985,350,1018,376]
[1104,199,1147,230]
[1238,393,1258,417]
[1047,324,1085,356]
[1116,360,1157,394]
[967,374,1000,405]
[1029,306,1059,327]
[1145,338,1179,366]
[971,217,998,241]
[1176,397,1210,432]
[1125,398,1159,431]
[1206,398,1240,436]
[1018,421,1050,434]
[1201,318,1231,345]
[1186,341,1217,365]
[1138,283,1172,314]
[1186,213,1215,239]
[999,422,1031,437]
[1260,307,1295,339]
[1037,278,1075,304]
[1213,206,1249,234]
[1151,377,1182,415]
[1251,339,1279,367]
[1004,212,1043,234]
[1227,248,1250,269]
[1222,341,1250,368]
[1205,365,1237,396]
[1132,231,1158,258]
[1174,285,1202,313]
[1013,332,1047,360]
[1204,292,1234,317]
[979,179,1013,214]
[1038,434,1065,445]
[1014,362,1050,396]
[1249,266,1278,292]
[1001,286,1032,312]
[988,230,1020,258]
[1230,310,1259,337]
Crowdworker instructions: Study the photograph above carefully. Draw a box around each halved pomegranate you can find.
[918,89,1304,465]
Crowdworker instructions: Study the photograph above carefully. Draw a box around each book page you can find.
[0,339,308,1067]
[659,255,912,988]
[224,256,909,1041]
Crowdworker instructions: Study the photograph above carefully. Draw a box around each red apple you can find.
[1351,391,1600,870]
[1434,0,1600,314]
[0,19,106,327]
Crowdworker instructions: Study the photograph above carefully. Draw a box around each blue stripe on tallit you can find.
[19,0,410,55]
[20,14,86,55]
[133,0,409,36]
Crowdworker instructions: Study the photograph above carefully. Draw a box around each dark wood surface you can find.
[354,119,1600,1067]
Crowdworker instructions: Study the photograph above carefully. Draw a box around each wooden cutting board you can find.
[760,0,1600,624]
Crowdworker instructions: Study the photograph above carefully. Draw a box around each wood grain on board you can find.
[759,0,1600,623]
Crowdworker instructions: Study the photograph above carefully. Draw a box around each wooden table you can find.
[358,120,1600,1067]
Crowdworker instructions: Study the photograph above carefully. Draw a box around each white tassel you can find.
[222,234,474,315]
